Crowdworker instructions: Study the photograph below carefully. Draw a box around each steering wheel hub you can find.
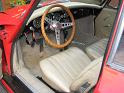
[50,21,62,30]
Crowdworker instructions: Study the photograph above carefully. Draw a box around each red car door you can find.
[94,0,124,93]
[0,0,41,74]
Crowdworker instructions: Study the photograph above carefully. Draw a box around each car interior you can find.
[11,0,118,93]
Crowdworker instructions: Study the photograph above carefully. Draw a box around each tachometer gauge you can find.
[33,17,41,29]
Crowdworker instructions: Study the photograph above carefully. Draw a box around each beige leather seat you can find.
[40,47,103,92]
[86,38,108,60]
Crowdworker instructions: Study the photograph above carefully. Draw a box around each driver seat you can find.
[40,47,103,92]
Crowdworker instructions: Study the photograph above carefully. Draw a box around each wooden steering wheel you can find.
[41,4,76,49]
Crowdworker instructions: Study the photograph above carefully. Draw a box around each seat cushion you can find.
[85,38,108,59]
[40,47,91,92]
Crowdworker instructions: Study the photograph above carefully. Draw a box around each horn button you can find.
[50,21,62,30]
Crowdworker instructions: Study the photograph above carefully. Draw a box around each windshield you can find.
[0,0,102,12]
[2,0,118,12]
[40,0,101,6]
[0,0,31,11]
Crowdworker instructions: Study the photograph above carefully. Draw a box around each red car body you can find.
[0,0,124,93]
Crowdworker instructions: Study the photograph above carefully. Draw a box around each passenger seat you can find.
[85,38,108,60]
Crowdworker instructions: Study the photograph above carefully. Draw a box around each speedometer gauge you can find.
[33,17,41,29]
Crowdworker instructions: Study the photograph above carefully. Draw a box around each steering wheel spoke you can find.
[55,29,61,45]
[61,22,73,29]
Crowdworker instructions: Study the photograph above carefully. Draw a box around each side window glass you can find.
[113,34,124,66]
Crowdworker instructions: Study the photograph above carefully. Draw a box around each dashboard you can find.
[21,2,102,46]
[26,7,100,32]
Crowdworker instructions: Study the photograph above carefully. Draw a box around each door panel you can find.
[95,8,117,38]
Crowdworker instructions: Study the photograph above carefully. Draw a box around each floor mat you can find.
[71,31,100,51]
[70,16,100,50]
[21,36,60,77]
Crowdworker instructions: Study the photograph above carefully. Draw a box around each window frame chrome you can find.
[107,7,124,72]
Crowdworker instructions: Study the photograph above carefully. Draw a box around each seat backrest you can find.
[70,57,103,92]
